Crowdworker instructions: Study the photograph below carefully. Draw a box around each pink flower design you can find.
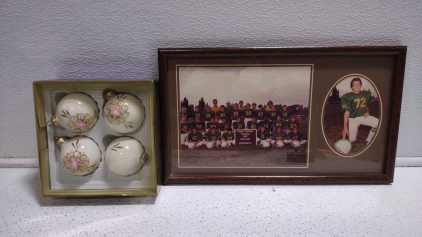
[68,158,80,170]
[109,105,122,118]
[75,119,87,129]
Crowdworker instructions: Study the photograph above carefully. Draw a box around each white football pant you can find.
[348,116,379,143]
[187,141,204,149]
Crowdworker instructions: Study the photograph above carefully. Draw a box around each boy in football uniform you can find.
[252,102,257,111]
[272,115,284,132]
[232,117,245,130]
[268,106,279,122]
[258,116,272,132]
[257,125,271,147]
[265,100,274,111]
[287,116,299,131]
[256,105,266,123]
[219,117,231,132]
[284,126,307,149]
[244,103,255,126]
[238,100,246,110]
[271,126,285,147]
[216,105,227,122]
[204,105,215,129]
[192,117,205,135]
[247,116,259,130]
[193,106,203,121]
[187,127,204,149]
[211,99,220,121]
[281,105,291,125]
[230,103,244,124]
[341,77,379,144]
[180,116,191,145]
[221,128,235,147]
[205,127,221,148]
[180,107,192,121]
[207,117,220,132]
[225,102,233,123]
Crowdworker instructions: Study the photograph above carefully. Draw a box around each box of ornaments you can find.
[33,80,160,197]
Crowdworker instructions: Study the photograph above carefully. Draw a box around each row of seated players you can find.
[182,125,307,149]
[181,115,300,135]
[181,103,293,125]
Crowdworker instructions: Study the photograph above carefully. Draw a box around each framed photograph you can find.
[158,46,406,184]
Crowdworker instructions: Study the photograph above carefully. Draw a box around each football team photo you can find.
[177,65,313,168]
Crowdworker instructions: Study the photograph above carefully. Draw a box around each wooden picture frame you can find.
[158,46,406,184]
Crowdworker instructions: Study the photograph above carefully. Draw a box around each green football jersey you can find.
[341,91,372,118]
[233,121,245,129]
[256,110,266,120]
[288,121,299,129]
[247,121,259,129]
[207,122,219,130]
[257,130,270,140]
[268,110,279,121]
[193,111,203,120]
[244,109,256,118]
[224,108,232,117]
[230,109,244,120]
[180,123,190,134]
[206,132,220,141]
[281,110,291,120]
[258,121,271,131]
[223,133,235,141]
[220,122,231,132]
[188,132,202,142]
[288,131,303,141]
[272,120,284,130]
[181,112,193,120]
[191,121,205,131]
[271,131,284,141]
[204,111,215,121]
[216,111,227,120]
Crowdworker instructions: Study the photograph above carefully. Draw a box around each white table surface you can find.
[1,167,421,237]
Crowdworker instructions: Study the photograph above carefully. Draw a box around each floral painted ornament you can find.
[103,90,145,133]
[52,93,99,133]
[57,136,102,176]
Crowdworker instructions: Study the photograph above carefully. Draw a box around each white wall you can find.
[1,0,421,158]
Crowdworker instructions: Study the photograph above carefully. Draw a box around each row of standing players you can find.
[181,102,293,125]
[181,103,307,149]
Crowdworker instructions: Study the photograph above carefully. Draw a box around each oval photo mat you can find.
[322,74,381,157]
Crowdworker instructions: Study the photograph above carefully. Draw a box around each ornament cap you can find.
[55,137,65,148]
[104,90,117,101]
[51,116,60,127]
[139,152,150,165]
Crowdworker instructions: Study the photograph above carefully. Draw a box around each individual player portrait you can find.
[323,74,380,156]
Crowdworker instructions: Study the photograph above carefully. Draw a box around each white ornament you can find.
[104,137,149,176]
[52,93,99,133]
[57,136,102,176]
[103,91,145,133]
